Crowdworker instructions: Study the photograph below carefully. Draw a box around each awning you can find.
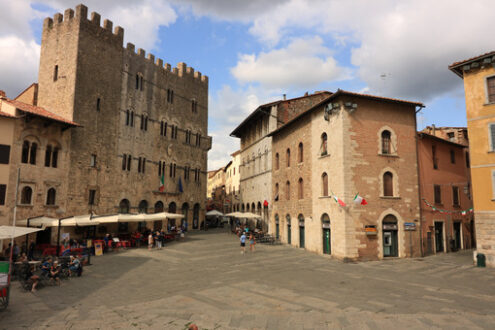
[91,213,184,223]
[0,226,42,240]
[225,212,261,219]
[60,215,100,226]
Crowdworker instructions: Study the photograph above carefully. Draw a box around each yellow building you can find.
[450,51,495,267]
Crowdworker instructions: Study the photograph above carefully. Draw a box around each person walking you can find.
[240,232,246,255]
[148,232,154,251]
[249,233,256,253]
[155,231,162,249]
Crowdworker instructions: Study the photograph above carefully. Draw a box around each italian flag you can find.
[159,173,165,192]
[333,194,346,207]
[353,193,368,206]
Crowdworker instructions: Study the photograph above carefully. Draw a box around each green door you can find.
[299,226,305,248]
[323,228,331,254]
[287,225,291,244]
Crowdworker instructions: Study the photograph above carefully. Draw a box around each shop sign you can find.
[365,225,377,235]
[383,223,398,230]
[322,222,330,229]
[404,222,416,231]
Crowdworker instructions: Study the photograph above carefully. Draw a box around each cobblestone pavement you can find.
[1,229,495,329]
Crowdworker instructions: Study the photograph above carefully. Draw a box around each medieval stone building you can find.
[0,4,210,238]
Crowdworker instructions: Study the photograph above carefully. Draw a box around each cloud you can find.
[231,36,349,89]
[0,36,40,97]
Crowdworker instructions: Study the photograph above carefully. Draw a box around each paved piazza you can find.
[1,229,495,329]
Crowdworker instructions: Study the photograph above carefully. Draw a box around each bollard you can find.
[476,253,486,267]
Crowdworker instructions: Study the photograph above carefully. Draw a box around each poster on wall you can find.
[94,242,103,256]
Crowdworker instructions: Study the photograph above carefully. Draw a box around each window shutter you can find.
[490,124,495,151]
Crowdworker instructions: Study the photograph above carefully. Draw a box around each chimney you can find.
[0,90,5,98]
[283,94,286,100]
[431,124,436,135]
[304,92,309,96]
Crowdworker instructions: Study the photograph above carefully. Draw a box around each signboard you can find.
[322,222,331,229]
[383,223,398,230]
[94,243,103,256]
[365,225,377,235]
[86,239,92,248]
[404,222,416,231]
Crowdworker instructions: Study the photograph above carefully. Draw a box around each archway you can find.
[382,214,398,257]
[119,199,130,214]
[286,214,292,244]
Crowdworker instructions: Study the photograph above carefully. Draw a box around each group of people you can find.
[239,227,256,254]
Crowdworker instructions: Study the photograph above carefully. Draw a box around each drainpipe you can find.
[415,106,425,257]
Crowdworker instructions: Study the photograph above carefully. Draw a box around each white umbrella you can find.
[206,210,224,216]
[17,216,59,228]
[142,212,184,221]
[225,212,245,218]
[61,215,100,226]
[92,214,120,224]
[0,226,42,240]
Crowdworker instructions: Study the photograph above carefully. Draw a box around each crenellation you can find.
[186,66,195,75]
[147,53,155,63]
[194,71,202,79]
[156,58,163,67]
[114,26,124,38]
[177,62,187,76]
[165,63,171,72]
[54,13,63,24]
[137,48,146,57]
[172,67,178,75]
[43,17,53,29]
[201,75,208,84]
[64,9,74,21]
[126,43,135,53]
[103,19,113,31]
[75,4,88,20]
[91,12,100,25]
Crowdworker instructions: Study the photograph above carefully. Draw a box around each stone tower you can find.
[35,4,210,224]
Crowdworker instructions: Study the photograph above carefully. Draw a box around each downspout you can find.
[415,106,425,257]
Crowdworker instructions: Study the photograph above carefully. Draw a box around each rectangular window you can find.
[492,170,495,199]
[432,145,438,169]
[487,76,495,103]
[450,150,455,164]
[51,148,58,168]
[452,186,459,206]
[53,65,58,81]
[90,154,96,167]
[88,189,96,205]
[96,98,101,111]
[447,132,455,142]
[136,74,139,90]
[140,76,144,91]
[127,155,131,171]
[0,184,6,205]
[122,154,127,171]
[466,151,470,168]
[489,123,495,151]
[130,112,134,127]
[0,144,10,164]
[125,110,130,126]
[434,185,442,204]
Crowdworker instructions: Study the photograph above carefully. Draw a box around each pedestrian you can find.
[249,233,256,253]
[155,231,162,249]
[148,232,154,251]
[240,232,246,254]
[28,240,35,261]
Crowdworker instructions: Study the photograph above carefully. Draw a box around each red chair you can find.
[42,248,57,256]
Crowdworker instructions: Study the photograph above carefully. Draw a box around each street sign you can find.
[404,222,416,231]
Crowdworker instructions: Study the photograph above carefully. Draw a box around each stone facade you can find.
[417,132,474,256]
[231,92,330,229]
[450,51,495,267]
[269,91,423,261]
[0,4,210,245]
[0,92,76,248]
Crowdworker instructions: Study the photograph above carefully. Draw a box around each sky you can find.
[0,0,494,170]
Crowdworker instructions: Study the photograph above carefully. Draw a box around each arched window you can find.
[286,181,291,200]
[251,202,255,212]
[298,178,303,199]
[241,204,245,212]
[298,143,303,163]
[321,133,328,156]
[246,203,250,211]
[21,141,29,163]
[45,145,52,167]
[29,143,37,165]
[168,202,177,213]
[138,200,148,213]
[275,183,279,201]
[257,202,262,215]
[154,201,164,213]
[322,173,328,196]
[286,148,291,167]
[52,147,59,168]
[21,186,32,204]
[383,172,393,196]
[382,130,391,154]
[46,188,56,205]
[275,153,279,170]
[182,203,189,223]
[119,199,130,213]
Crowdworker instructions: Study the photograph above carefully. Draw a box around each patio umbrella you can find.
[206,210,224,216]
[0,226,42,240]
